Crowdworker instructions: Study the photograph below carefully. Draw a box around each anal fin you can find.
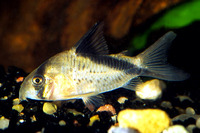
[122,77,142,90]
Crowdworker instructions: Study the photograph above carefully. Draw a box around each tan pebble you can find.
[160,101,173,109]
[13,98,20,105]
[67,109,84,116]
[43,102,57,115]
[0,83,3,87]
[118,109,171,133]
[0,116,10,130]
[176,95,193,103]
[35,127,45,133]
[97,104,116,115]
[89,115,100,126]
[59,120,66,126]
[117,97,128,104]
[172,114,199,123]
[31,115,37,122]
[196,117,200,128]
[1,96,8,100]
[12,104,24,113]
[186,107,195,115]
[135,79,165,100]
[186,124,196,133]
[73,120,80,126]
[19,112,24,116]
[16,77,24,83]
[162,125,188,133]
[175,106,185,114]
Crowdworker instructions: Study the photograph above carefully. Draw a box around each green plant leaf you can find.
[152,0,200,29]
[131,0,200,52]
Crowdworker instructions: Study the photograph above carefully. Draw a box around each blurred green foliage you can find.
[131,0,200,52]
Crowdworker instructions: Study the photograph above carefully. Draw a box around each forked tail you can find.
[134,31,189,81]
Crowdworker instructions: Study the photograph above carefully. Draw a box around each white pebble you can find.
[19,119,25,124]
[136,79,165,100]
[108,126,138,133]
[162,125,188,133]
[0,117,10,130]
[59,120,66,126]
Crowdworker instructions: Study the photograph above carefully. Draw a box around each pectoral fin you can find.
[82,95,104,111]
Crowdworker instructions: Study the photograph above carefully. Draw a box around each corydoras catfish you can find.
[19,23,189,111]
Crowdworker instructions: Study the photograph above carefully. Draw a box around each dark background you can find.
[0,0,199,97]
[0,0,185,72]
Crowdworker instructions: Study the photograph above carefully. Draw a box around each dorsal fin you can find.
[74,22,109,55]
[118,50,131,56]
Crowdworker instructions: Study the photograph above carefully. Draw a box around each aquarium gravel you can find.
[0,65,200,133]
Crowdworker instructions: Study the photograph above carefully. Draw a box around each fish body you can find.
[19,23,189,110]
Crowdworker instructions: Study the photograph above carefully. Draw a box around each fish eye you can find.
[32,75,45,86]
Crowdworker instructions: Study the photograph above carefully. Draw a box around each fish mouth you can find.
[19,92,26,102]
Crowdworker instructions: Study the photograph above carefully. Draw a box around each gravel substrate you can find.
[0,65,199,133]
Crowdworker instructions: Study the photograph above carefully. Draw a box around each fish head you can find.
[19,60,77,102]
[19,69,40,101]
[19,64,56,101]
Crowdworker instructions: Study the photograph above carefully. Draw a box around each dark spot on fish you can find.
[77,62,81,70]
[92,71,96,73]
[82,64,85,70]
[81,54,140,75]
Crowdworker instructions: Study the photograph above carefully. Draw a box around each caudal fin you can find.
[135,31,189,81]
